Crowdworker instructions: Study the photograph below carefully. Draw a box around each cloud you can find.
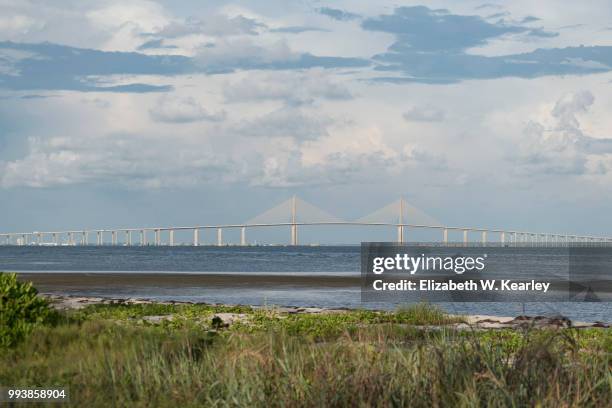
[362,6,540,52]
[551,90,594,131]
[251,126,419,188]
[0,14,41,38]
[223,70,352,105]
[149,96,226,123]
[193,38,368,73]
[475,4,504,11]
[0,40,368,93]
[86,1,169,33]
[0,133,235,189]
[269,26,328,34]
[137,39,177,50]
[356,6,612,85]
[403,106,446,122]
[0,41,189,92]
[360,6,612,84]
[486,12,511,20]
[317,7,361,22]
[511,90,612,176]
[85,1,172,51]
[521,16,541,24]
[234,107,331,141]
[254,150,395,188]
[153,15,265,38]
[194,38,297,71]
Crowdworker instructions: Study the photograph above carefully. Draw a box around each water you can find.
[1,246,610,322]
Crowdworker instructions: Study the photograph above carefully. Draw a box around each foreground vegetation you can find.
[1,273,611,407]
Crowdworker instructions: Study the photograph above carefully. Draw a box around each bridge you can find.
[1,196,610,246]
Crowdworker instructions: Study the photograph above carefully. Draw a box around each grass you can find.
[0,300,610,407]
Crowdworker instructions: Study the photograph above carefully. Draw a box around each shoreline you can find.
[42,293,610,329]
[14,272,611,326]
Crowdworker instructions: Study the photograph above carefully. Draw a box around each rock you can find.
[212,313,248,327]
[142,315,174,323]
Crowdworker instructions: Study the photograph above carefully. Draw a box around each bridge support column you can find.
[82,231,88,246]
[443,229,448,244]
[69,232,74,246]
[141,230,147,246]
[155,229,161,246]
[463,230,469,246]
[111,231,117,246]
[290,195,298,246]
[240,227,246,246]
[217,228,223,246]
[290,225,298,246]
[500,231,505,246]
[481,231,487,246]
[126,231,131,246]
[193,229,199,246]
[397,225,404,243]
[169,230,175,247]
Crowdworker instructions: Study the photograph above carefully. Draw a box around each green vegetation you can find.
[0,272,59,347]
[0,274,610,407]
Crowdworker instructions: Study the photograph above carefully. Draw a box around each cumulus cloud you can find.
[149,96,226,123]
[223,70,352,105]
[0,133,235,189]
[551,90,594,131]
[254,150,395,188]
[251,126,415,188]
[86,1,169,33]
[192,37,368,72]
[0,111,418,190]
[513,90,612,175]
[0,14,41,38]
[403,106,446,122]
[86,1,171,51]
[234,107,331,141]
[194,38,297,69]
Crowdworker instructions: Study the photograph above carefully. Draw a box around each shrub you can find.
[394,302,465,325]
[0,272,58,348]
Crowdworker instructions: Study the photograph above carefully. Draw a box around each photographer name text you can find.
[372,279,550,293]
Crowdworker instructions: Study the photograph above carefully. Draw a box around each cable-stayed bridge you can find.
[1,196,610,246]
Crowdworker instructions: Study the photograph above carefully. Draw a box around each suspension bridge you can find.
[1,196,610,246]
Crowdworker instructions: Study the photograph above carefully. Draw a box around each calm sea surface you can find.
[1,246,610,322]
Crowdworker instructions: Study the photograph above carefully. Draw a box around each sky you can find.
[1,0,612,242]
